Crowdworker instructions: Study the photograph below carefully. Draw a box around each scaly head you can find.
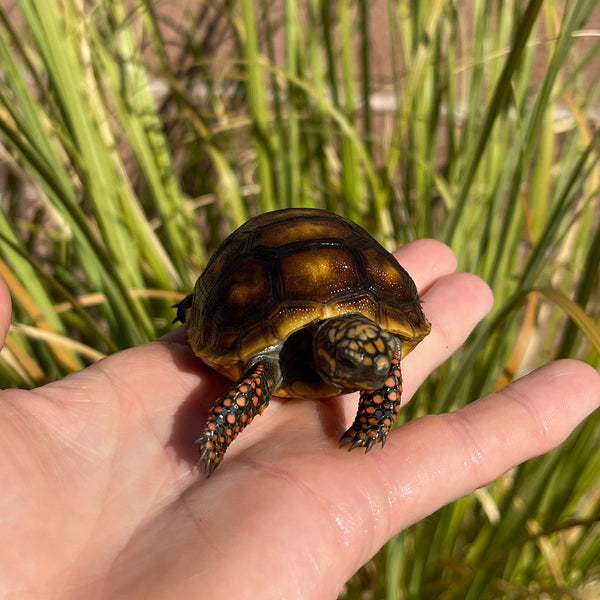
[313,314,398,390]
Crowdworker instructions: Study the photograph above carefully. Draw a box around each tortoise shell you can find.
[183,207,430,398]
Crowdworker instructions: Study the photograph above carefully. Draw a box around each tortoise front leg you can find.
[196,361,279,476]
[339,350,403,452]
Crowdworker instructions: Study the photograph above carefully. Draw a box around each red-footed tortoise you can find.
[174,208,431,475]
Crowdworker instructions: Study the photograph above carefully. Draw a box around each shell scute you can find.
[279,247,362,301]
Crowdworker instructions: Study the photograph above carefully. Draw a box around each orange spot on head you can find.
[226,414,236,424]
[385,377,396,387]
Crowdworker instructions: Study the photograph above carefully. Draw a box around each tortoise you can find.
[174,207,431,475]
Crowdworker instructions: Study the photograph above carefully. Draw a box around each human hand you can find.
[1,240,598,600]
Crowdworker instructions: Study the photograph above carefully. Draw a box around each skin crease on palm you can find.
[1,240,599,600]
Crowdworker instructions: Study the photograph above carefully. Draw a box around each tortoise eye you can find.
[337,354,360,372]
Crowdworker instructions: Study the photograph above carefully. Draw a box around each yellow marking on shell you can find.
[374,337,385,353]
[363,356,373,366]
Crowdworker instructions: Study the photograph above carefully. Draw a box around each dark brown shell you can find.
[185,208,430,394]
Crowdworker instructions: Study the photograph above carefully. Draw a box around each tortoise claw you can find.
[201,457,218,477]
[339,429,384,453]
[172,294,194,324]
[196,437,222,477]
[364,436,377,453]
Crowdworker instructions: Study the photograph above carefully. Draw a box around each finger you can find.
[354,359,600,561]
[0,267,11,350]
[393,238,457,292]
[402,271,493,397]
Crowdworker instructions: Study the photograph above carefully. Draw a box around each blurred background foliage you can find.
[1,0,600,597]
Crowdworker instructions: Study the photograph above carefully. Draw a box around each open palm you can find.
[1,239,598,600]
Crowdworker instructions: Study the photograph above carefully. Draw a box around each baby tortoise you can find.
[174,208,431,475]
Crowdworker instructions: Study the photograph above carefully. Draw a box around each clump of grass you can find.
[1,0,599,597]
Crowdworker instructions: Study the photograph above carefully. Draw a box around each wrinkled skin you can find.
[1,240,599,600]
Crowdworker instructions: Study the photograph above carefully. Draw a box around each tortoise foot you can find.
[195,362,276,476]
[195,431,225,476]
[339,351,402,455]
[339,426,388,453]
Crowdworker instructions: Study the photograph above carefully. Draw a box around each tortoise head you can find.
[313,314,398,390]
